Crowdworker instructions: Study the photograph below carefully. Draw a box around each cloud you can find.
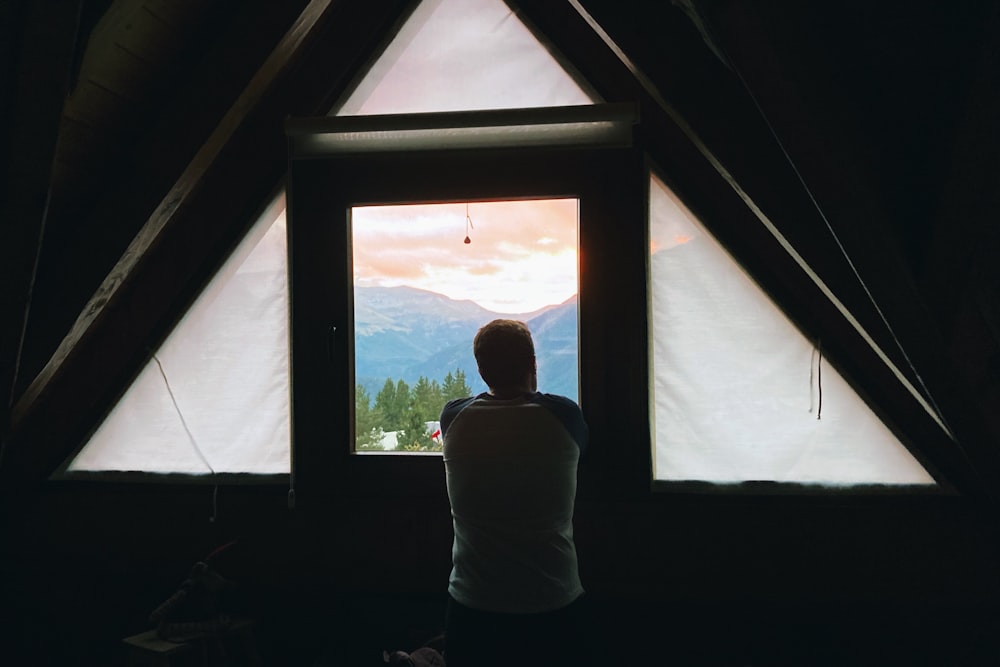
[464,261,505,277]
[355,250,429,282]
[351,199,578,311]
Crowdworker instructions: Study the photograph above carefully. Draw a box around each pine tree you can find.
[355,384,385,450]
[412,376,444,422]
[374,378,399,431]
[397,400,433,451]
[453,368,472,396]
[393,378,411,427]
[442,368,473,401]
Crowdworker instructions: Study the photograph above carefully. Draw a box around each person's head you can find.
[473,319,537,395]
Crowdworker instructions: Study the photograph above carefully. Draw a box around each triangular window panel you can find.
[648,174,934,485]
[334,0,597,116]
[67,195,290,475]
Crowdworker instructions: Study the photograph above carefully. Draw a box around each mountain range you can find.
[354,285,579,399]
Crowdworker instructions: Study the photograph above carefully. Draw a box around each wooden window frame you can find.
[287,105,646,502]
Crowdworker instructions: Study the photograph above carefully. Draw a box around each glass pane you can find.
[68,196,291,475]
[335,0,597,116]
[351,199,579,452]
[648,174,933,485]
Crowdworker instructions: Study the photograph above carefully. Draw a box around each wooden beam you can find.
[10,0,335,431]
[4,0,414,486]
[17,0,312,389]
[517,0,994,504]
[1,0,81,420]
[700,1,1000,501]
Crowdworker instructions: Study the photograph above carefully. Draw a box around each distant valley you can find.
[354,285,579,399]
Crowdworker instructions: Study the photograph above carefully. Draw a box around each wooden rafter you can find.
[1,1,82,416]
[5,0,415,484]
[513,0,996,504]
[11,0,336,429]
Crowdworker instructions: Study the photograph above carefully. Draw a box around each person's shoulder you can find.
[441,396,476,418]
[530,392,588,453]
[443,396,474,411]
[531,392,582,412]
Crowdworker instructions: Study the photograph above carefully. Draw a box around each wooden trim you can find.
[288,145,647,502]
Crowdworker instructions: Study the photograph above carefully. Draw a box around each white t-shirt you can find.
[441,393,587,613]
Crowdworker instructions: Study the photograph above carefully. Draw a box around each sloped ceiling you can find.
[2,0,998,503]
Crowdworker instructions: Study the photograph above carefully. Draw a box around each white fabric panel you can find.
[648,174,933,485]
[335,0,596,116]
[69,196,291,474]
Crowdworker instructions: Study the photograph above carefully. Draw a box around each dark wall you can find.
[2,475,999,665]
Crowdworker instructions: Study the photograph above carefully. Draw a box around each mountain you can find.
[523,295,579,398]
[354,286,493,380]
[354,286,579,398]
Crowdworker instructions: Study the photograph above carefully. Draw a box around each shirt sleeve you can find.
[440,396,477,436]
[532,393,589,456]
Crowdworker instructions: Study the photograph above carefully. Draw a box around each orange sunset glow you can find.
[352,198,578,313]
[649,173,701,254]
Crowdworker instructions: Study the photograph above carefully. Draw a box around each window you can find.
[647,172,934,487]
[61,194,291,479]
[334,0,596,116]
[287,104,642,494]
[351,199,579,453]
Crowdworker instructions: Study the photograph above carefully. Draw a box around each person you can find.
[439,319,590,666]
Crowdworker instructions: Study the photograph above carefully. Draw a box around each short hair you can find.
[473,319,536,390]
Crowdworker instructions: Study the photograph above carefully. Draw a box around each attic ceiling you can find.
[53,0,238,203]
[2,0,999,502]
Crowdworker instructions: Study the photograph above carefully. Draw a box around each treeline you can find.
[356,369,473,451]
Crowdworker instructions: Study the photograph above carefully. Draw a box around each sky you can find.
[352,199,578,313]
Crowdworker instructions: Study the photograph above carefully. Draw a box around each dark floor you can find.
[4,582,999,666]
[1,542,998,666]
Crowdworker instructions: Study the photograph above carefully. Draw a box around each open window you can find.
[350,199,580,453]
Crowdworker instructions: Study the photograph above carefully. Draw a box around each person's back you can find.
[443,394,584,613]
[440,319,589,666]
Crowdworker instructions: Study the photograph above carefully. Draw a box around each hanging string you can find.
[809,347,815,413]
[571,0,958,444]
[809,338,823,420]
[463,202,473,244]
[703,36,957,441]
[152,353,219,523]
[816,339,823,420]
